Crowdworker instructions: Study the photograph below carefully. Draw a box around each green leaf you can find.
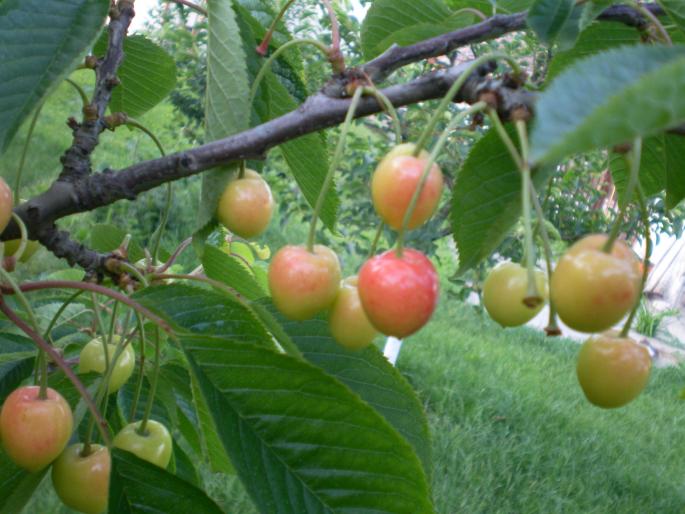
[579,1,615,30]
[658,0,685,35]
[268,304,433,480]
[93,34,176,118]
[202,244,266,300]
[530,44,685,165]
[0,333,34,404]
[0,447,47,514]
[451,125,551,273]
[0,0,109,154]
[199,0,251,232]
[361,0,474,60]
[527,0,575,46]
[109,449,224,514]
[546,22,640,83]
[182,334,434,514]
[609,136,667,207]
[133,284,273,347]
[90,223,144,262]
[664,134,685,208]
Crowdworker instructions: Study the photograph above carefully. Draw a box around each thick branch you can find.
[58,0,135,182]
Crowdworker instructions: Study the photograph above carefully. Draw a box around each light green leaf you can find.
[90,223,146,262]
[451,125,551,273]
[361,0,475,59]
[267,303,433,480]
[0,448,47,514]
[527,0,575,46]
[183,334,434,514]
[202,244,266,300]
[199,0,251,232]
[546,21,640,83]
[93,34,176,118]
[609,136,667,207]
[109,449,224,514]
[0,0,109,154]
[579,1,615,30]
[530,44,685,165]
[658,0,685,35]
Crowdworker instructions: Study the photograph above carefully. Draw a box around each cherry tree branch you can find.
[0,3,669,274]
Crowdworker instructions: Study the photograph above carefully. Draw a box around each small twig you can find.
[165,0,207,16]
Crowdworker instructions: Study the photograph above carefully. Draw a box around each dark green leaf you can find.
[183,335,433,514]
[109,449,223,514]
[265,301,433,480]
[172,439,201,486]
[93,34,176,117]
[0,0,109,153]
[658,0,685,35]
[202,245,266,300]
[664,134,685,208]
[90,223,145,262]
[609,136,667,206]
[198,0,251,232]
[527,0,575,46]
[452,125,551,273]
[0,333,34,404]
[0,447,47,514]
[530,44,685,164]
[579,1,615,30]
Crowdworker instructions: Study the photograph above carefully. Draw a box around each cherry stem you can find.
[306,86,364,252]
[43,290,86,343]
[129,312,147,422]
[0,298,111,447]
[157,237,193,273]
[620,186,651,338]
[239,160,246,179]
[126,118,170,262]
[368,222,384,258]
[0,280,173,336]
[361,86,402,144]
[604,137,642,253]
[514,119,542,306]
[249,38,331,107]
[452,7,487,20]
[138,327,161,436]
[14,102,44,201]
[412,52,522,158]
[396,101,487,255]
[628,0,672,45]
[256,0,298,56]
[65,78,89,108]
[8,213,28,266]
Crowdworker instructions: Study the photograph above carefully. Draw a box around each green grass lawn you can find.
[24,299,685,513]
[401,300,685,514]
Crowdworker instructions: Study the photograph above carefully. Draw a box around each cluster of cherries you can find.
[482,234,651,409]
[0,335,173,514]
[217,143,443,347]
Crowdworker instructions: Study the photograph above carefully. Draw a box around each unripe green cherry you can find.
[52,444,110,514]
[483,262,547,327]
[216,169,274,238]
[79,336,135,393]
[113,419,173,468]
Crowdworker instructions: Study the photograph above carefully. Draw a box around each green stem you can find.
[125,118,169,262]
[14,103,44,200]
[250,39,330,106]
[412,52,521,157]
[628,1,672,45]
[306,87,364,251]
[256,0,299,55]
[452,7,487,20]
[43,291,85,342]
[138,327,161,435]
[369,222,384,257]
[489,108,524,170]
[604,138,642,253]
[129,313,147,422]
[620,187,651,338]
[361,87,402,144]
[396,101,487,254]
[65,78,89,108]
[8,213,28,265]
[239,160,246,179]
[514,120,541,305]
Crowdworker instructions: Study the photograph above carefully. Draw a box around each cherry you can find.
[576,332,651,408]
[0,177,12,234]
[358,248,439,338]
[483,262,547,327]
[216,169,274,238]
[268,244,341,320]
[371,143,444,230]
[113,419,173,468]
[52,443,110,514]
[328,276,378,350]
[0,386,73,471]
[79,336,135,394]
[551,234,641,333]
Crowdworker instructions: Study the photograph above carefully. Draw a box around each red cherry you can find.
[268,244,341,320]
[358,248,439,338]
